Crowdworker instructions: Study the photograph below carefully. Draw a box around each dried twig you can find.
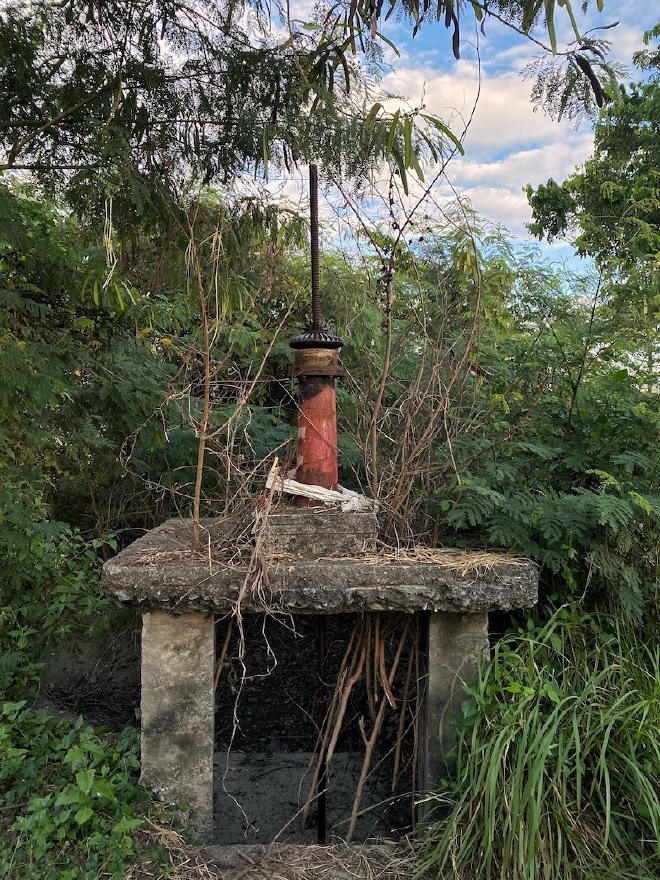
[213,619,234,690]
[346,622,410,843]
[392,643,415,793]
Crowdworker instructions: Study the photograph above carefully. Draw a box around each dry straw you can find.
[126,821,415,880]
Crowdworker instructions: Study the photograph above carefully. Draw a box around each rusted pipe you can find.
[289,164,343,500]
[294,348,341,492]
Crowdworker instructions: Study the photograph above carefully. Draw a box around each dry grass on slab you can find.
[126,823,415,880]
[131,544,524,577]
[269,545,527,576]
[127,510,527,578]
[352,545,527,575]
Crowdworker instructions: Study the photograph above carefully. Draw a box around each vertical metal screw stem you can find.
[309,163,322,333]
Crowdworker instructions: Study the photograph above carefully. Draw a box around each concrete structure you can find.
[102,510,538,841]
[140,611,215,837]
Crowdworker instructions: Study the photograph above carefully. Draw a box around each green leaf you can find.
[386,109,400,153]
[403,116,413,168]
[365,102,383,131]
[420,114,464,154]
[546,685,561,703]
[544,0,557,52]
[114,282,125,311]
[374,31,400,57]
[549,633,563,653]
[63,745,86,765]
[74,806,94,826]
[76,768,95,794]
[55,787,83,807]
[338,50,351,93]
[112,816,143,834]
[411,148,425,182]
[561,0,582,42]
[390,145,409,195]
[420,132,439,162]
[93,779,117,801]
[628,491,653,516]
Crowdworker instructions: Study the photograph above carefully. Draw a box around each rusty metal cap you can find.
[289,319,343,350]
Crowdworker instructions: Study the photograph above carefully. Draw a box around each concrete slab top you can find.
[102,517,538,615]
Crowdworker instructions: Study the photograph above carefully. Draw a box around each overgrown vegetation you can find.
[417,609,660,880]
[0,706,145,880]
[0,2,658,878]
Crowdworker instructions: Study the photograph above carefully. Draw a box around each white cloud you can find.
[439,136,592,236]
[375,55,597,239]
[453,138,592,188]
[381,61,593,153]
[460,185,530,229]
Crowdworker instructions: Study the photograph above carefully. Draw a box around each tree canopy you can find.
[527,28,659,394]
[0,0,621,228]
[527,25,660,272]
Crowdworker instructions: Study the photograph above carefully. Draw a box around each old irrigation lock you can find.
[102,166,538,845]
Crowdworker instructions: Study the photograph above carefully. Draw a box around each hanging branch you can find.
[213,619,234,690]
[345,620,410,843]
[392,639,415,793]
[188,232,212,550]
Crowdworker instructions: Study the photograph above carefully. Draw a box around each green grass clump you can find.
[417,608,660,880]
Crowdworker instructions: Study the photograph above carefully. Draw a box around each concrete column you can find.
[417,612,489,806]
[140,611,215,840]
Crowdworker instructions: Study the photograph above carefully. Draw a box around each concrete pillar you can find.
[418,612,489,806]
[140,611,215,840]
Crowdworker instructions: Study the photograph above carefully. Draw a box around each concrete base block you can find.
[266,509,378,557]
[140,611,215,840]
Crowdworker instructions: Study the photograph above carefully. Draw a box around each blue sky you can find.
[370,0,656,266]
[251,2,655,271]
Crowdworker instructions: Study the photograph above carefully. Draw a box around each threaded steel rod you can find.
[309,163,322,332]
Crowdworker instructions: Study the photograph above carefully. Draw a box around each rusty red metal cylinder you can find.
[293,347,342,492]
[296,378,338,489]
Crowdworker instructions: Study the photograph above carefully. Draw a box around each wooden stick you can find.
[364,614,376,723]
[302,619,364,823]
[265,471,375,511]
[412,616,421,826]
[213,620,234,690]
[377,614,397,709]
[325,624,367,766]
[392,640,415,792]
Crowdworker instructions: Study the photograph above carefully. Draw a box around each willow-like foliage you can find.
[0,0,618,229]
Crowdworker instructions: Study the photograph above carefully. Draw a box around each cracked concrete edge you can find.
[102,556,538,614]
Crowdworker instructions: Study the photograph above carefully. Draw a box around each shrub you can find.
[0,705,146,880]
[417,608,660,880]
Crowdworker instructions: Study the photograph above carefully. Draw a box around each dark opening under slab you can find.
[213,613,414,844]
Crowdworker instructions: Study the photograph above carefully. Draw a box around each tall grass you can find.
[417,608,660,880]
